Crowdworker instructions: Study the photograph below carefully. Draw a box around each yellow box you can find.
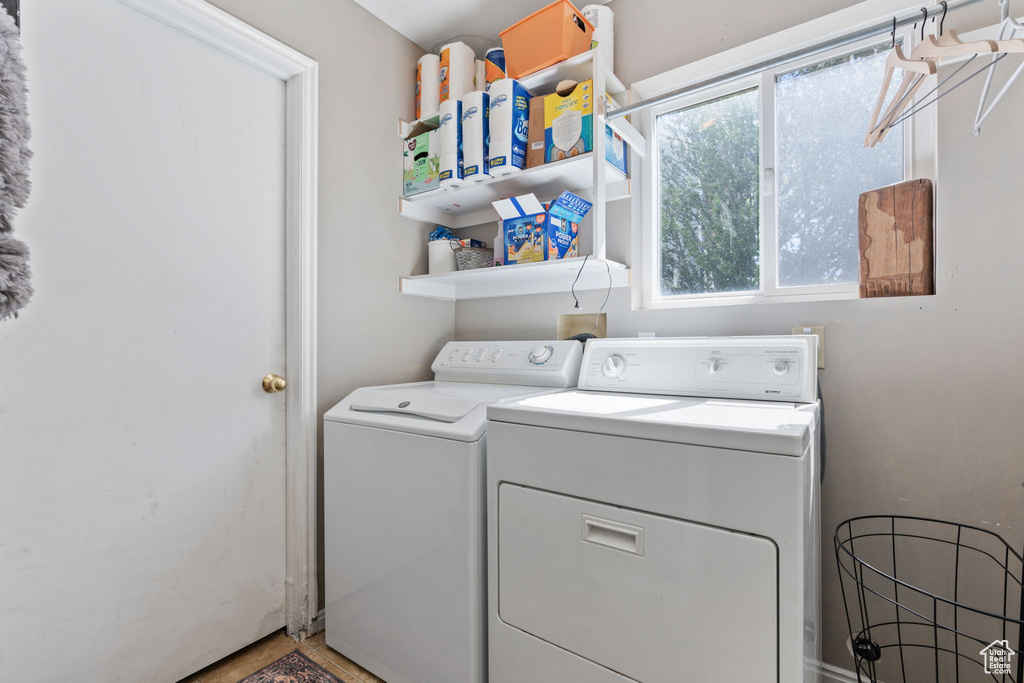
[543,79,593,162]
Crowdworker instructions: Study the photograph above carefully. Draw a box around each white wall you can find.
[455,0,1024,673]
[206,0,454,607]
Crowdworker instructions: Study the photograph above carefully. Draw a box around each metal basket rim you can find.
[835,515,1024,626]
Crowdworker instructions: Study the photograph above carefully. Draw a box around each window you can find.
[645,38,924,306]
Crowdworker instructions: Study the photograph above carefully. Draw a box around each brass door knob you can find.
[262,373,287,394]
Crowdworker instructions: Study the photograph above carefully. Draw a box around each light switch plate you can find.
[558,313,607,339]
[792,326,825,369]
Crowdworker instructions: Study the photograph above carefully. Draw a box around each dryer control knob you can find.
[773,361,789,376]
[528,345,553,365]
[601,354,627,378]
[707,359,722,374]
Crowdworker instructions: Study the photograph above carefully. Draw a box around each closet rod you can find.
[607,0,986,120]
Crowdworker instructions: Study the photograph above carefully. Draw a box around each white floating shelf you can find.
[399,257,630,301]
[398,153,628,229]
[519,50,626,98]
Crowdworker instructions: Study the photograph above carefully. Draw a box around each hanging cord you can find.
[570,254,590,309]
[568,254,613,334]
[589,259,612,335]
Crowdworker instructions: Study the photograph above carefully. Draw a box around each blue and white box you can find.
[493,192,592,263]
[438,98,463,190]
[488,78,530,177]
[462,90,490,182]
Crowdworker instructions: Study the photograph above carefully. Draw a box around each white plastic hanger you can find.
[865,22,937,147]
[974,0,1024,134]
[865,14,938,147]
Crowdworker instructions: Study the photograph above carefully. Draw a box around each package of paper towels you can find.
[582,5,614,73]
[416,54,440,120]
[440,42,475,103]
[462,90,490,182]
[438,98,463,190]
[488,79,530,177]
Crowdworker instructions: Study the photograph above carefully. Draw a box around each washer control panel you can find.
[580,336,818,403]
[432,340,583,388]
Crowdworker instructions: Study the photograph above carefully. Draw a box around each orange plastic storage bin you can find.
[500,0,595,79]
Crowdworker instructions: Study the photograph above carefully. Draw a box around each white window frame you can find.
[638,29,937,310]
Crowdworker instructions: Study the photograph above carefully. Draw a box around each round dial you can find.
[528,345,553,365]
[601,354,627,379]
[773,361,789,376]
[707,359,722,374]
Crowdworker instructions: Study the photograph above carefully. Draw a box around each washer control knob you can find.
[601,354,627,379]
[462,348,474,362]
[528,345,553,365]
[489,348,503,362]
[474,347,489,362]
[773,361,789,376]
[707,359,722,375]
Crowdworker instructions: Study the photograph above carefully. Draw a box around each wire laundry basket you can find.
[836,516,1024,682]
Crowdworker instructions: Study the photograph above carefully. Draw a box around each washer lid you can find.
[487,390,817,456]
[325,381,566,442]
[350,385,483,423]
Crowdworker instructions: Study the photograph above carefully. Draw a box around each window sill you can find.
[641,287,862,310]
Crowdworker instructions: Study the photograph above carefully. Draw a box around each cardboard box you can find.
[544,79,593,162]
[532,79,628,175]
[525,94,546,169]
[492,192,592,264]
[403,130,439,197]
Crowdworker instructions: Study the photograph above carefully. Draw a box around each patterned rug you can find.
[239,650,343,683]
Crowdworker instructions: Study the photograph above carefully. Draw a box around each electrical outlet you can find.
[558,313,607,339]
[791,326,825,369]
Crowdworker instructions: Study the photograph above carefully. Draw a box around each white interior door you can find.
[0,2,292,680]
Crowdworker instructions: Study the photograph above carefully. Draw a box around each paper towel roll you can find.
[438,98,463,190]
[462,90,490,182]
[416,54,440,120]
[582,5,614,73]
[488,79,530,177]
[475,60,485,92]
[439,41,476,104]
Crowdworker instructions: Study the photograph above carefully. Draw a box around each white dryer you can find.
[486,336,822,683]
[323,340,583,683]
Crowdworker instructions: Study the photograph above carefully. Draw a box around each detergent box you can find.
[536,79,628,175]
[543,79,593,162]
[402,130,439,197]
[492,192,592,264]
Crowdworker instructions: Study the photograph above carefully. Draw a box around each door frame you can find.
[118,0,320,638]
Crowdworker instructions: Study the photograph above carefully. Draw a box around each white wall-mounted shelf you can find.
[396,51,630,139]
[399,257,629,300]
[517,50,627,97]
[397,51,643,300]
[398,152,629,229]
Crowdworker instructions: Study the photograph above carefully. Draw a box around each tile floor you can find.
[177,629,386,683]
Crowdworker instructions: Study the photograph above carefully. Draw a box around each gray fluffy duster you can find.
[0,8,32,321]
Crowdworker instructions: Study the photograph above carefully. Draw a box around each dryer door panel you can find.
[498,483,777,683]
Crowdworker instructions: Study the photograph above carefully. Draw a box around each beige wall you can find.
[207,0,454,610]
[456,0,1024,673]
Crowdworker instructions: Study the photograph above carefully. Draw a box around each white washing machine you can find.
[486,336,822,683]
[323,340,583,683]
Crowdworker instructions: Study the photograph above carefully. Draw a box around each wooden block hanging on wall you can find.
[858,178,934,298]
